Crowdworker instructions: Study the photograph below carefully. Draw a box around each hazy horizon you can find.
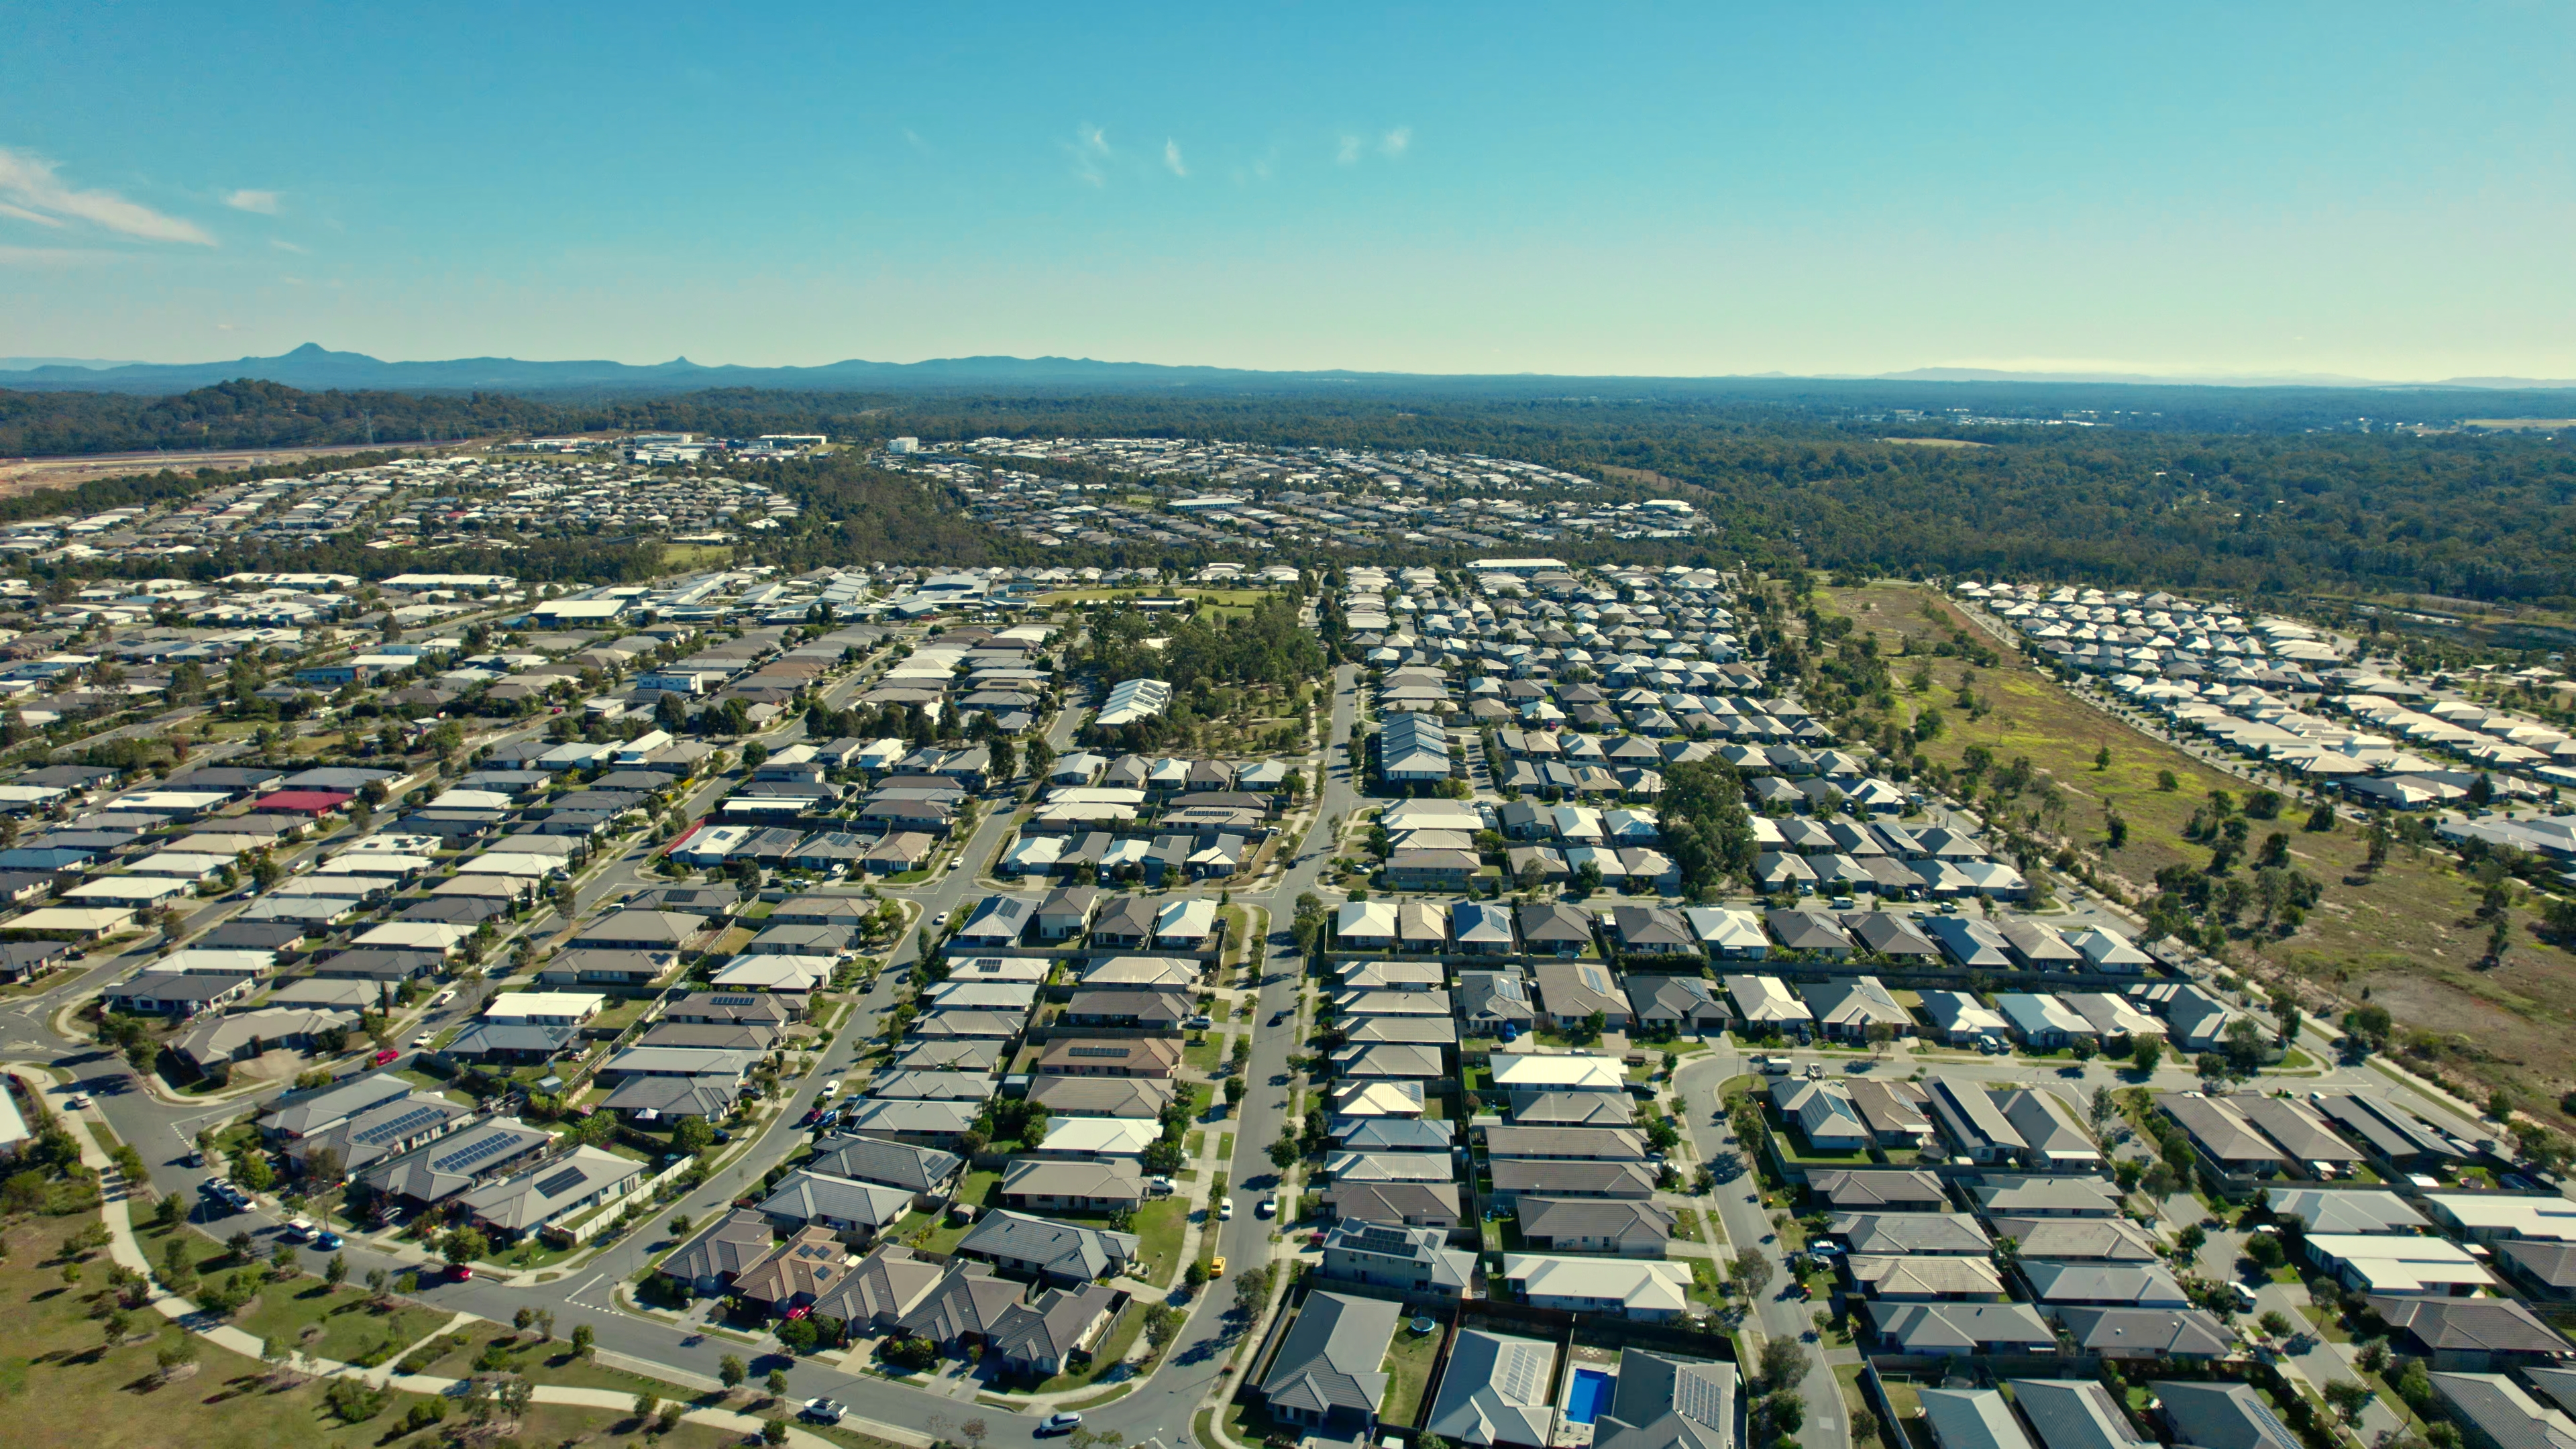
[7,3,2574,380]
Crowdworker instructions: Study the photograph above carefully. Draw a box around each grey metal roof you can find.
[957,1208,1136,1279]
[810,1133,964,1193]
[1919,1389,2037,1449]
[663,1208,775,1285]
[2011,1379,2155,1449]
[1426,1330,1558,1447]
[2153,1382,2302,1449]
[1260,1291,1400,1418]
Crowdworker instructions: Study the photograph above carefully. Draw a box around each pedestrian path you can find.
[4,1063,898,1449]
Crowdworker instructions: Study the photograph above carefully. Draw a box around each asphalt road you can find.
[15,627,2502,1449]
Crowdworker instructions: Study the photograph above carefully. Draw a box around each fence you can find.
[543,1153,694,1246]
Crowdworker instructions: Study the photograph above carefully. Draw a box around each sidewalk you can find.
[5,1063,899,1449]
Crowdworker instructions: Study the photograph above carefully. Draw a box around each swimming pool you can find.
[1564,1367,1617,1426]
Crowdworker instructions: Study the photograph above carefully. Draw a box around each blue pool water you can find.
[1565,1368,1617,1426]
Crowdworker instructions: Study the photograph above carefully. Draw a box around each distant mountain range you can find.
[0,343,1371,396]
[2,343,2572,396]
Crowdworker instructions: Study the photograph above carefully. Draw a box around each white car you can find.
[1219,1199,1235,1220]
[820,1079,842,1097]
[1256,1197,1277,1218]
[411,1033,434,1049]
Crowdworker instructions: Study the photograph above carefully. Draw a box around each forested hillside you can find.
[0,380,562,455]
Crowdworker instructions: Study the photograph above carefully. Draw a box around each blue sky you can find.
[5,3,2573,378]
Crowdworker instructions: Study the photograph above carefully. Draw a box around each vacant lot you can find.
[1825,580,2576,1123]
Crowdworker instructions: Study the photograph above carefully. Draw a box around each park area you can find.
[0,1215,745,1449]
[1821,580,2576,1125]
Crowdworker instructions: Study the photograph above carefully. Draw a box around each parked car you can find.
[802,1401,847,1425]
[315,1230,345,1250]
[283,1218,316,1242]
[1219,1199,1234,1220]
[448,1263,474,1281]
[1038,1414,1083,1436]
[1257,1197,1277,1218]
[1208,1256,1227,1279]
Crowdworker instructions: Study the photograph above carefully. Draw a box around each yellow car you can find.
[1208,1256,1227,1279]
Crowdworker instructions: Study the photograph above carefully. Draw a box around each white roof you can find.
[1724,973,1814,1023]
[354,921,469,951]
[1489,1053,1625,1091]
[460,852,572,877]
[126,852,233,877]
[710,955,831,991]
[65,876,190,902]
[2421,1193,2576,1241]
[4,906,132,932]
[1502,1254,1690,1313]
[2305,1234,2498,1293]
[315,854,435,875]
[484,991,607,1020]
[1038,1118,1159,1156]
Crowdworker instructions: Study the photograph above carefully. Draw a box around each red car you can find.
[449,1263,474,1281]
[372,1049,398,1067]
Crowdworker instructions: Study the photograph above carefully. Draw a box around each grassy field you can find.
[1130,1197,1189,1285]
[659,543,735,572]
[0,1220,741,1449]
[1036,586,1285,623]
[1377,1320,1443,1428]
[1182,1032,1222,1073]
[1825,580,2576,1124]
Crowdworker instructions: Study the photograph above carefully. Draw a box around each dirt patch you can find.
[0,440,490,496]
[1877,437,1992,448]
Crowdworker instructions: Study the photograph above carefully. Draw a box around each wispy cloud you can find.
[270,237,306,254]
[0,147,213,244]
[902,127,933,154]
[0,201,63,228]
[1163,139,1187,178]
[0,245,117,266]
[223,189,280,215]
[1336,133,1363,164]
[1379,127,1411,158]
[1063,125,1112,185]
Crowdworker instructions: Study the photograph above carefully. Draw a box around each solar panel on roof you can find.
[353,1104,447,1146]
[710,995,756,1006]
[533,1167,588,1198]
[431,1132,522,1174]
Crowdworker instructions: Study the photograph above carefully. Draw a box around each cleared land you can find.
[0,441,489,494]
[1824,580,2576,1124]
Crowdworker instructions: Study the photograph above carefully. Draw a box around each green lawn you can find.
[1131,1197,1190,1285]
[1028,1303,1148,1393]
[1182,1033,1222,1073]
[235,1278,445,1366]
[1378,1320,1444,1427]
[906,1173,999,1254]
[0,1219,743,1449]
